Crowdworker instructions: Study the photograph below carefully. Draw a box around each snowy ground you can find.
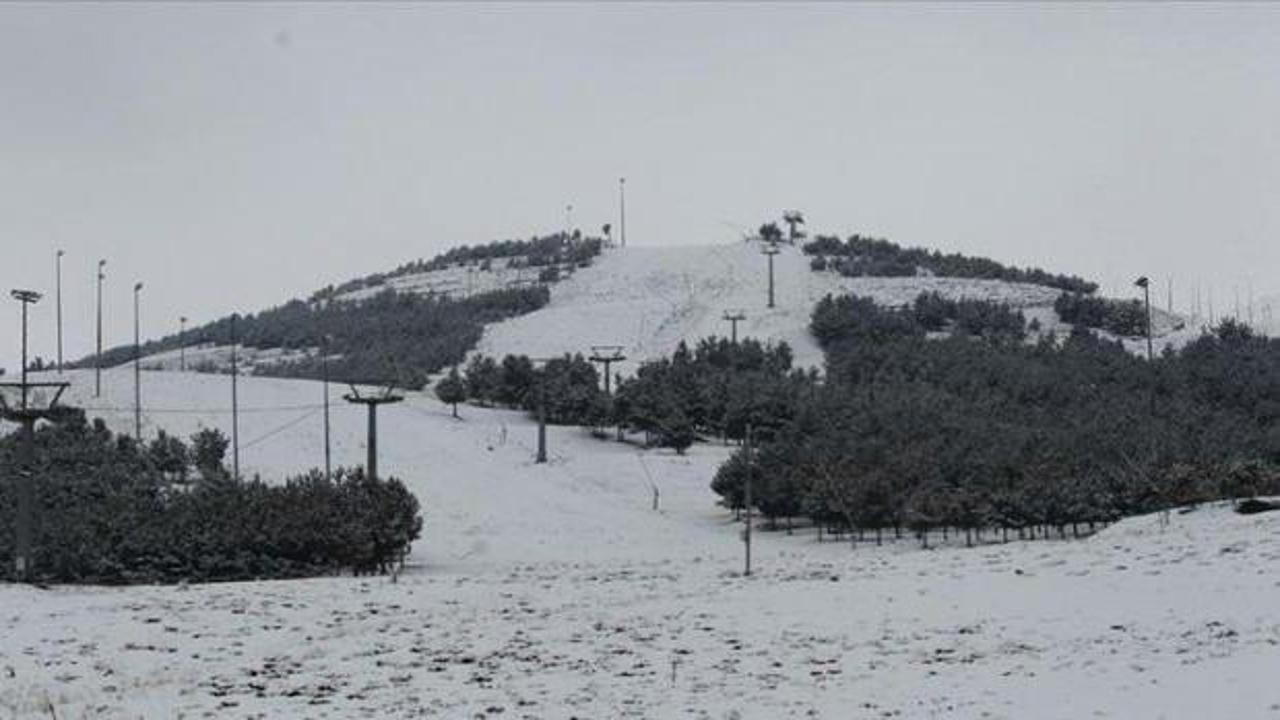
[4,370,1280,718]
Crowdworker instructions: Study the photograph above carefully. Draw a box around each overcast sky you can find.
[4,3,1280,373]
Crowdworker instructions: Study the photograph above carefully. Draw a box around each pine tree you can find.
[435,366,468,418]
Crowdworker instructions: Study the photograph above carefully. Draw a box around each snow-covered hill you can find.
[7,246,1266,719]
[477,241,1056,372]
[4,369,1279,718]
[126,240,1195,378]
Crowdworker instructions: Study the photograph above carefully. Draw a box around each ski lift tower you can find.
[588,345,626,396]
[344,383,404,481]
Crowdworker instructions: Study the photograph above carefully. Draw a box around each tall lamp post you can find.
[1135,276,1153,361]
[2,289,70,583]
[619,177,627,248]
[179,316,188,371]
[133,282,143,441]
[55,250,64,374]
[322,334,332,482]
[95,259,106,397]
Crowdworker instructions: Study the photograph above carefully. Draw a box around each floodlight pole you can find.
[762,242,780,309]
[619,177,627,248]
[723,311,746,344]
[133,282,143,441]
[95,259,105,397]
[179,316,187,371]
[1135,277,1153,362]
[743,422,753,577]
[55,250,64,374]
[230,313,240,480]
[7,289,66,583]
[322,335,332,482]
[14,290,40,407]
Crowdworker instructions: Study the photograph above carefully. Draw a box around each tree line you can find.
[313,232,604,301]
[0,413,423,584]
[81,286,550,390]
[439,338,810,455]
[803,233,1098,294]
[709,295,1280,545]
[1054,292,1149,337]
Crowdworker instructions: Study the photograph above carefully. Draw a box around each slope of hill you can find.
[3,368,1278,718]
[475,240,1187,374]
[115,239,1192,382]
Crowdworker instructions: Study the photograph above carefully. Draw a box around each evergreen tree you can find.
[435,366,468,418]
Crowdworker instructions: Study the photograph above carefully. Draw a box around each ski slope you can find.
[475,241,1072,373]
[3,368,1279,718]
[128,240,1195,377]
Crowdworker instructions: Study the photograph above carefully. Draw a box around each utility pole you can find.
[619,177,627,248]
[179,316,187,371]
[2,288,70,583]
[565,204,574,239]
[722,311,746,344]
[55,250,64,374]
[133,282,143,442]
[761,242,780,309]
[95,259,105,397]
[1135,276,1153,361]
[743,422,753,577]
[230,313,240,480]
[344,383,404,481]
[322,334,332,482]
[588,345,625,395]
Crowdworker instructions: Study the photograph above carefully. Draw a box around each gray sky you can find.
[4,3,1280,373]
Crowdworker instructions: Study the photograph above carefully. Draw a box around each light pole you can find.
[55,250,64,374]
[619,177,627,248]
[1135,276,1153,361]
[565,204,574,239]
[6,285,48,576]
[13,290,41,405]
[95,259,105,397]
[179,316,187,371]
[133,282,143,441]
[743,422,754,577]
[322,334,332,482]
[230,313,240,480]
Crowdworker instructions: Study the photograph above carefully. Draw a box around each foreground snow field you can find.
[4,370,1280,718]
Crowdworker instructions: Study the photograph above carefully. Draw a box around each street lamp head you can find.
[57,250,65,258]
[134,282,143,292]
[10,289,41,304]
[1134,276,1150,289]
